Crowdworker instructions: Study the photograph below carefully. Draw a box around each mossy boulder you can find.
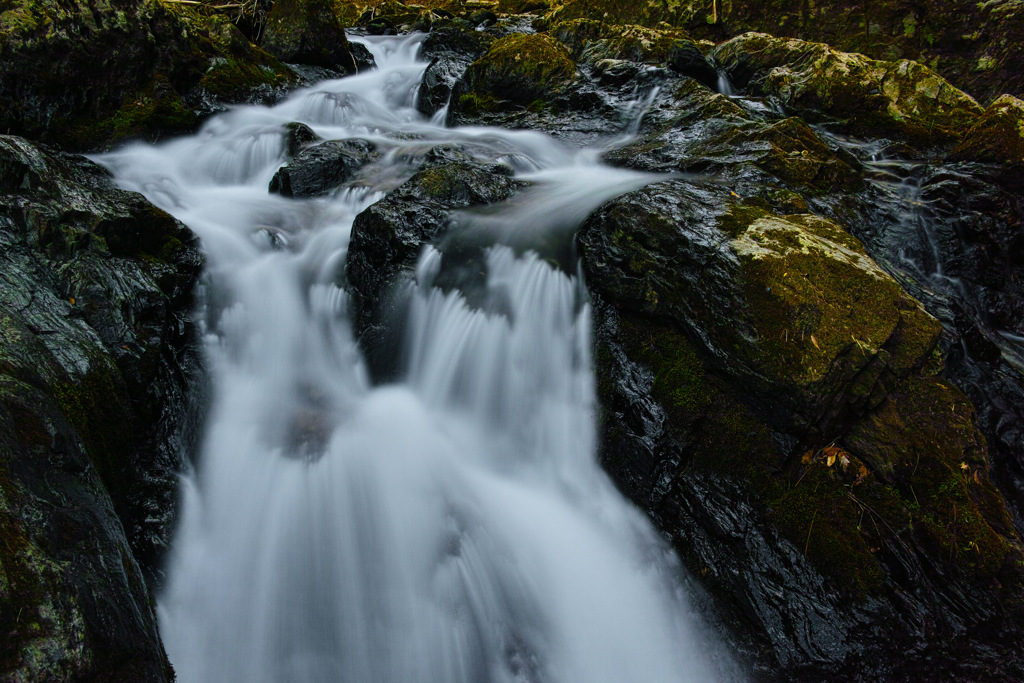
[607,79,862,201]
[538,0,1024,105]
[714,32,984,145]
[262,0,358,70]
[580,182,938,433]
[580,179,1024,678]
[0,136,203,680]
[0,0,297,150]
[448,32,577,118]
[949,94,1024,166]
[551,19,689,66]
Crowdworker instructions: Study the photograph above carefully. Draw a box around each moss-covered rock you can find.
[538,0,1024,104]
[0,0,298,150]
[448,32,577,117]
[714,32,984,145]
[551,18,689,66]
[581,178,1024,678]
[949,94,1024,166]
[0,136,203,680]
[262,0,358,69]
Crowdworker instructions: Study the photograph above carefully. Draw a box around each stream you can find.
[95,33,739,682]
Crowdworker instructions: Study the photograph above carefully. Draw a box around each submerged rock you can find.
[714,32,984,145]
[0,136,203,680]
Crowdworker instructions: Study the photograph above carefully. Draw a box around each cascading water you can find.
[96,33,739,682]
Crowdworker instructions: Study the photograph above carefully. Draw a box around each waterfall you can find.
[95,33,739,683]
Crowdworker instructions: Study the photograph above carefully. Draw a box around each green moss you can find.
[63,80,198,149]
[200,53,294,100]
[460,32,576,108]
[616,318,887,596]
[847,376,1022,579]
[51,365,131,501]
[457,92,500,115]
[552,18,688,64]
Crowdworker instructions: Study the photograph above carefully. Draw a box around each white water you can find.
[96,34,738,683]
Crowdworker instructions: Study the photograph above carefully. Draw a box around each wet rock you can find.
[418,57,468,118]
[261,0,357,70]
[346,146,525,379]
[269,139,378,197]
[949,94,1024,167]
[714,32,984,145]
[607,79,862,199]
[416,27,497,118]
[668,39,718,89]
[283,122,321,158]
[0,0,297,150]
[581,181,937,433]
[580,179,1024,679]
[0,136,203,680]
[447,33,578,123]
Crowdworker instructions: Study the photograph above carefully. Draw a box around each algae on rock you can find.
[714,32,984,145]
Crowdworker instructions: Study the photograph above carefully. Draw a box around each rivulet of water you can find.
[95,33,740,683]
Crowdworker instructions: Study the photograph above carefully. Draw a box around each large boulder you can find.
[949,94,1024,168]
[447,32,578,121]
[713,32,984,145]
[537,0,1024,104]
[0,0,297,150]
[269,139,379,197]
[579,179,1024,678]
[261,0,358,70]
[0,136,203,680]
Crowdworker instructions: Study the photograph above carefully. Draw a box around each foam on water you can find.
[95,33,741,683]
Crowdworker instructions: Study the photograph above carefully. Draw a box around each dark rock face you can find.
[447,32,579,123]
[346,146,524,379]
[270,139,379,197]
[537,0,1024,104]
[668,39,718,89]
[261,0,358,70]
[713,32,983,145]
[0,136,203,680]
[580,181,1024,680]
[416,26,498,117]
[0,0,298,150]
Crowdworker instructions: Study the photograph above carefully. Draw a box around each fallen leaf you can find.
[810,334,820,350]
[68,297,76,305]
[826,453,836,467]
[974,471,982,484]
[961,462,970,472]
[839,454,850,471]
[801,451,814,465]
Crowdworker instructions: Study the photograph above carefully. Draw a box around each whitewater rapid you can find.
[95,33,740,683]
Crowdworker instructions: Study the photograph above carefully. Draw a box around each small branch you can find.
[804,510,817,555]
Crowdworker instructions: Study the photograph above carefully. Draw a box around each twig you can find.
[804,510,817,555]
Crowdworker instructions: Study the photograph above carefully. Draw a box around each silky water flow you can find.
[96,34,741,683]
